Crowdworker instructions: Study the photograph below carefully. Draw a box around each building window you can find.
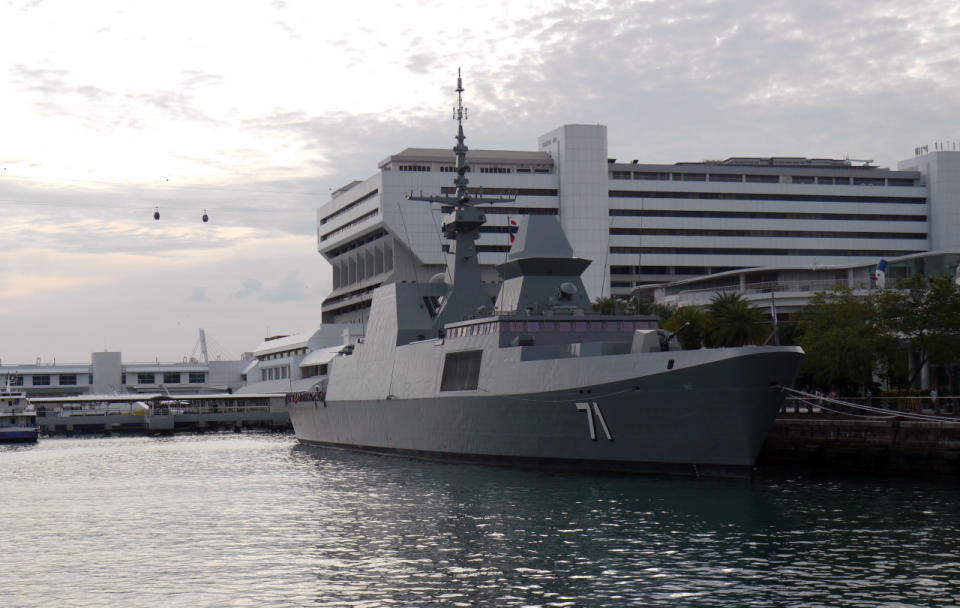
[709,174,743,182]
[163,372,181,384]
[7,375,24,386]
[634,172,670,181]
[31,375,50,386]
[888,178,915,187]
[791,176,815,184]
[611,171,631,179]
[60,375,77,386]
[440,351,482,391]
[88,374,94,384]
[479,167,511,174]
[608,189,924,205]
[745,174,779,183]
[398,165,430,172]
[138,373,155,384]
[189,372,205,384]
[319,189,379,225]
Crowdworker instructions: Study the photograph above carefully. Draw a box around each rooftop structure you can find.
[235,324,361,395]
[636,250,960,314]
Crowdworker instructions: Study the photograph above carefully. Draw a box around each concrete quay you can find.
[760,414,960,475]
[38,409,291,436]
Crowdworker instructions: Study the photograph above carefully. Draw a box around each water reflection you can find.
[1,435,958,607]
[291,443,960,607]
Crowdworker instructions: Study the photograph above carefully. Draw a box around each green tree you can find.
[874,275,960,387]
[611,295,675,325]
[706,291,768,347]
[663,306,713,349]
[592,296,618,314]
[794,286,884,394]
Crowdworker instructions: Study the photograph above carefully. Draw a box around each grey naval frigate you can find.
[289,72,804,476]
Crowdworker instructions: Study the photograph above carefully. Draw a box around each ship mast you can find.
[408,70,513,327]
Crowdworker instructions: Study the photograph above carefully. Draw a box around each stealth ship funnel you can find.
[496,214,592,314]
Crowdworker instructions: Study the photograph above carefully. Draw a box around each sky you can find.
[2,0,959,364]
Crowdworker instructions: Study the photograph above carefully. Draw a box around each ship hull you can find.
[0,428,39,443]
[290,349,802,476]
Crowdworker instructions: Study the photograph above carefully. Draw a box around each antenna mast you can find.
[407,70,514,326]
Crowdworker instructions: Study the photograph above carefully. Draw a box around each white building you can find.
[636,251,960,393]
[235,324,361,395]
[317,123,956,324]
[0,325,362,399]
[0,351,248,398]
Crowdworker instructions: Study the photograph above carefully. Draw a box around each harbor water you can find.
[2,434,959,607]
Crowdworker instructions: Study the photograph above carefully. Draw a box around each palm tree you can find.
[592,296,618,314]
[707,291,768,347]
[626,295,676,324]
[663,306,712,349]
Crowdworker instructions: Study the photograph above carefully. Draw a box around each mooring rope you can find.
[783,387,960,424]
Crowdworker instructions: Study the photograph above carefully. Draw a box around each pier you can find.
[33,393,292,436]
[760,393,960,474]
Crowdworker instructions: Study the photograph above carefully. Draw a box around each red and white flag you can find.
[509,217,518,243]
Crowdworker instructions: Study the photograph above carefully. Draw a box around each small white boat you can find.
[0,381,38,443]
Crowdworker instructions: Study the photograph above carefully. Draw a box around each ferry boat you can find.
[0,381,39,443]
[288,73,804,476]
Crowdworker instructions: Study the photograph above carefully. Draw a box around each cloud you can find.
[473,0,960,166]
[3,0,960,365]
[186,287,209,302]
[235,278,263,298]
[260,273,308,302]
